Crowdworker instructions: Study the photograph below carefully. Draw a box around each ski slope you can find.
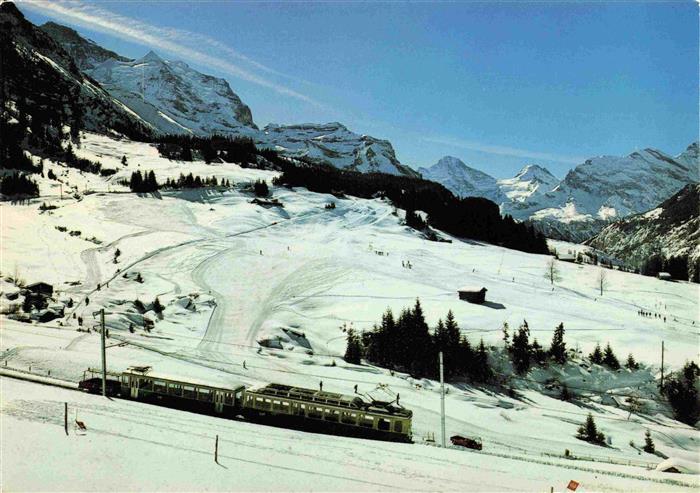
[1,133,699,491]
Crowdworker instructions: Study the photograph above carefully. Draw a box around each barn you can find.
[458,286,487,304]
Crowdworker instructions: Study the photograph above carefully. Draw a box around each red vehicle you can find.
[450,434,482,450]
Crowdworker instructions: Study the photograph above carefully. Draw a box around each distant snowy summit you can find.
[498,164,560,203]
[417,156,506,203]
[260,122,418,176]
[419,143,698,241]
[509,143,699,240]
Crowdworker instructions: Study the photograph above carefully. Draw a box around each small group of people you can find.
[401,260,413,269]
[638,309,666,323]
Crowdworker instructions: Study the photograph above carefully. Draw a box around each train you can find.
[79,366,413,443]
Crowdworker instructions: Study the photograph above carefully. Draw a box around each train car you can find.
[241,383,412,442]
[120,366,246,416]
[79,368,413,443]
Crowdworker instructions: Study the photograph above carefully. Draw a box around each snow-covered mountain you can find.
[41,21,417,177]
[497,164,559,203]
[586,183,700,280]
[505,143,699,240]
[260,122,418,176]
[417,156,505,202]
[0,2,152,139]
[42,24,257,138]
[421,144,698,241]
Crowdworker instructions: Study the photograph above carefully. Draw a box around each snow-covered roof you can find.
[458,286,487,293]
[656,457,699,474]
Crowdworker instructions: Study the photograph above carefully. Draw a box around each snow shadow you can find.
[482,301,506,310]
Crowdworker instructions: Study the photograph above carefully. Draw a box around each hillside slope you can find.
[587,183,700,281]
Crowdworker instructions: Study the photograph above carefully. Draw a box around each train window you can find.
[256,397,263,401]
[282,402,290,406]
[360,416,374,428]
[394,421,403,433]
[183,385,195,398]
[326,411,339,422]
[378,418,391,431]
[154,380,166,392]
[341,412,356,425]
[264,398,271,403]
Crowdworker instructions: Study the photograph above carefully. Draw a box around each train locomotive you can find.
[79,366,413,443]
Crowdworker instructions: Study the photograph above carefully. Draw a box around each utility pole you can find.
[64,402,68,435]
[660,340,665,390]
[439,351,446,448]
[100,308,107,397]
[214,435,219,463]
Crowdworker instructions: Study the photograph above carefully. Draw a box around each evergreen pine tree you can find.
[589,343,604,364]
[474,339,491,382]
[625,353,639,370]
[146,170,158,192]
[531,338,546,365]
[642,430,655,453]
[502,321,510,349]
[577,413,605,445]
[458,336,474,378]
[663,361,700,425]
[602,342,620,370]
[344,327,362,364]
[153,297,164,314]
[510,320,531,374]
[549,322,566,364]
[560,384,572,401]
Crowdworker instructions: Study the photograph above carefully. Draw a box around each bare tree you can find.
[596,268,608,296]
[544,258,562,285]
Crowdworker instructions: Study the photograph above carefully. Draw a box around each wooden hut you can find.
[458,286,487,304]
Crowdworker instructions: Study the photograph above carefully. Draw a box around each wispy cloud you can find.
[19,0,322,106]
[423,136,586,164]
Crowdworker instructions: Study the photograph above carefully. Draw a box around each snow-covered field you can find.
[2,133,699,491]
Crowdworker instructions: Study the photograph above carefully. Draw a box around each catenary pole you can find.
[439,351,446,448]
[101,309,107,397]
[660,340,665,390]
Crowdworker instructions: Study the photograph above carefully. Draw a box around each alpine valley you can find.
[2,2,700,491]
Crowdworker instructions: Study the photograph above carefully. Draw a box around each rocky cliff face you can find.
[40,22,130,70]
[260,122,418,176]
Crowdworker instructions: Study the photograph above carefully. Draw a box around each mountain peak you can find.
[434,155,467,168]
[140,50,164,63]
[0,1,23,19]
[418,156,503,201]
[514,164,557,182]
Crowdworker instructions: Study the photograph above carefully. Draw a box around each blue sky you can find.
[20,1,698,178]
